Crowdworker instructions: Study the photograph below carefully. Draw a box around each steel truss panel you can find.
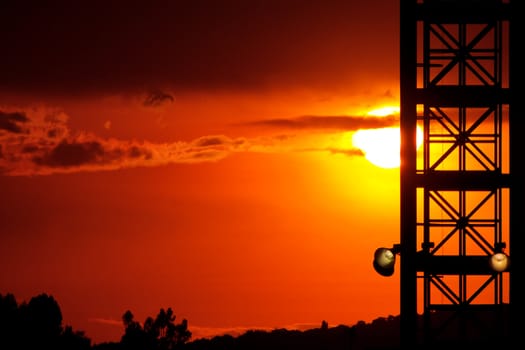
[400,0,513,347]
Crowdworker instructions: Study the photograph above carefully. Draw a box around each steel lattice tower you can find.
[399,0,520,347]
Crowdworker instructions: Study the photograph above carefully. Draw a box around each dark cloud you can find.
[240,115,398,131]
[0,0,398,97]
[0,107,375,176]
[192,135,233,148]
[0,107,243,175]
[143,90,174,107]
[0,111,29,133]
[33,139,154,168]
[128,145,153,159]
[34,140,107,167]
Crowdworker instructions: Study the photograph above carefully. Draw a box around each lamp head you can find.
[489,252,510,272]
[373,247,397,277]
[489,243,510,272]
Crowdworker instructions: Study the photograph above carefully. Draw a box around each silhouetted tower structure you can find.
[400,0,520,347]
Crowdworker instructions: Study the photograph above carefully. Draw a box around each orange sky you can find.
[0,0,405,344]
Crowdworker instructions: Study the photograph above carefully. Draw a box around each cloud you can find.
[143,90,175,107]
[0,111,29,133]
[0,108,371,176]
[88,318,122,327]
[239,115,398,131]
[87,318,315,342]
[324,147,364,157]
[172,323,321,340]
[188,322,322,341]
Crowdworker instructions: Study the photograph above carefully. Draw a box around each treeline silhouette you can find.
[0,292,512,350]
[0,292,91,350]
[0,292,191,350]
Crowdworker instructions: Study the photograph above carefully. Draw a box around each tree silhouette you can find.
[0,293,20,349]
[23,293,63,345]
[155,308,174,339]
[121,310,150,350]
[0,292,90,350]
[121,307,191,350]
[60,325,92,350]
[175,319,192,345]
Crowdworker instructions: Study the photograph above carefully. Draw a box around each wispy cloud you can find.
[238,115,398,131]
[0,107,381,176]
[88,318,122,327]
[188,322,323,340]
[88,317,326,341]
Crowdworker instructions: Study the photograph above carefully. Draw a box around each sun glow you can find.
[352,126,423,169]
[366,106,400,117]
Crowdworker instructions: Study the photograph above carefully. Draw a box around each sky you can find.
[0,0,404,344]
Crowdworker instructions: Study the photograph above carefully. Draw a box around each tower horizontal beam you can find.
[416,254,508,275]
[416,0,510,23]
[415,87,510,106]
[415,171,511,190]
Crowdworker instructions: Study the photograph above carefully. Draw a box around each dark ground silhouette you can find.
[0,292,513,350]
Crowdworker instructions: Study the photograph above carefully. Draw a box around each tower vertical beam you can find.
[508,0,522,343]
[399,0,418,348]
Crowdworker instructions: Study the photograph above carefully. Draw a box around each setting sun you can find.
[352,125,423,169]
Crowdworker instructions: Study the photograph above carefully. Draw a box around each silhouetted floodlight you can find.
[373,242,510,276]
[373,244,401,277]
[489,243,510,272]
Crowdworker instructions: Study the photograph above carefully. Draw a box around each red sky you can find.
[0,0,404,344]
